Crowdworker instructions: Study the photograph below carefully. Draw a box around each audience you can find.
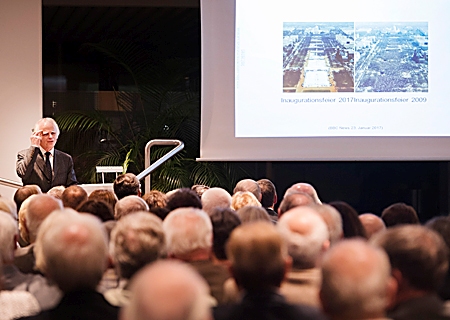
[13,185,42,213]
[359,213,386,238]
[284,182,322,204]
[236,205,271,224]
[88,189,118,211]
[329,201,367,239]
[191,184,210,199]
[61,185,88,210]
[141,190,168,219]
[277,192,314,217]
[163,207,229,304]
[381,202,420,227]
[320,239,396,320]
[315,204,343,245]
[165,188,202,212]
[201,187,232,216]
[257,178,278,222]
[77,199,114,222]
[233,179,262,202]
[114,195,149,220]
[113,173,141,200]
[46,185,65,200]
[371,225,450,319]
[231,191,261,211]
[209,208,241,264]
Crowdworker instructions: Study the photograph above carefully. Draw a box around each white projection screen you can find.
[199,0,450,161]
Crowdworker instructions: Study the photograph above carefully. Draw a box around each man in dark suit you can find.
[16,117,77,193]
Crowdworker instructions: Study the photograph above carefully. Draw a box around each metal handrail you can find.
[136,139,184,194]
[0,177,22,189]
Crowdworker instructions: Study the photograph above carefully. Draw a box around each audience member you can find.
[201,187,232,216]
[315,204,343,245]
[0,197,18,220]
[23,209,118,319]
[191,184,210,199]
[114,195,149,220]
[121,260,213,320]
[381,202,420,227]
[320,239,396,320]
[46,185,65,199]
[77,199,114,222]
[14,185,42,214]
[231,191,261,211]
[88,189,118,211]
[371,225,450,320]
[61,185,87,210]
[163,207,229,304]
[236,205,271,224]
[359,213,386,239]
[329,201,367,239]
[142,190,169,219]
[105,212,165,307]
[284,182,322,204]
[277,192,314,217]
[113,173,141,200]
[214,221,326,320]
[257,178,278,222]
[165,188,202,212]
[233,179,262,202]
[209,208,241,264]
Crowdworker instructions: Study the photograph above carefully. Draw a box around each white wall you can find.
[0,0,42,200]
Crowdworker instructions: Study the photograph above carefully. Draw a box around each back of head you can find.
[142,190,167,211]
[278,192,314,217]
[320,239,393,319]
[233,179,262,202]
[201,187,231,215]
[122,260,212,320]
[163,208,212,259]
[25,194,63,243]
[191,185,210,199]
[61,185,88,210]
[14,185,42,212]
[34,208,108,292]
[315,204,343,246]
[359,213,386,239]
[0,197,18,220]
[236,205,271,224]
[329,201,367,239]
[257,179,277,208]
[111,212,165,279]
[0,211,18,263]
[278,206,329,269]
[227,221,288,292]
[113,173,140,200]
[210,208,241,261]
[381,202,419,227]
[88,189,118,210]
[77,199,114,222]
[231,191,261,211]
[371,224,448,292]
[114,195,149,220]
[165,188,202,212]
[47,185,66,200]
[284,182,322,204]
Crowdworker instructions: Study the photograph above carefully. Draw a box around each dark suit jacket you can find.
[17,146,78,192]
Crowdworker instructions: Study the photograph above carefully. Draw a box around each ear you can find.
[273,194,278,205]
[322,239,330,253]
[283,256,292,281]
[386,274,399,310]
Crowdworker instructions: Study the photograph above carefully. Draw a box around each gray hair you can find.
[114,195,149,220]
[0,211,18,263]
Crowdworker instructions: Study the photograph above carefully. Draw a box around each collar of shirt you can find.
[39,147,54,168]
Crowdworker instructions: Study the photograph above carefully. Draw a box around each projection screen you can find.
[199,0,450,161]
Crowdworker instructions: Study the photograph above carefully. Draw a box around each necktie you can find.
[45,151,53,181]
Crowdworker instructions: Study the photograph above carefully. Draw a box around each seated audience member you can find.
[209,208,241,264]
[21,209,118,319]
[163,207,229,304]
[0,211,61,310]
[371,225,450,320]
[142,190,169,220]
[284,182,322,204]
[329,201,367,239]
[214,221,326,320]
[257,178,278,222]
[14,185,42,213]
[88,189,118,211]
[114,195,149,220]
[381,202,420,227]
[231,191,261,211]
[46,185,65,200]
[0,254,40,319]
[320,239,396,320]
[121,260,213,320]
[236,206,272,224]
[0,197,18,220]
[315,204,343,245]
[105,212,165,307]
[359,213,386,239]
[201,187,232,216]
[191,184,210,199]
[77,199,114,222]
[113,173,141,200]
[426,216,450,300]
[15,194,63,274]
[165,188,202,212]
[61,185,87,210]
[277,192,314,218]
[233,179,262,202]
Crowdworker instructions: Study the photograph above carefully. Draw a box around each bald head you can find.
[320,239,394,320]
[315,204,343,245]
[201,187,232,215]
[278,192,314,217]
[122,260,212,320]
[25,194,63,243]
[114,195,149,220]
[359,213,386,239]
[285,183,322,204]
[233,179,261,202]
[278,206,329,269]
